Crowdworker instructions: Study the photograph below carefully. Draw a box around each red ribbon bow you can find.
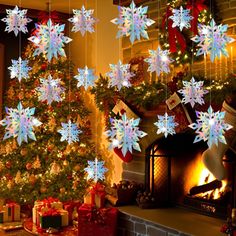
[42,208,60,217]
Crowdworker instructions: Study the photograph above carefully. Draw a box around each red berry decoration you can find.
[26,163,32,170]
[41,63,47,71]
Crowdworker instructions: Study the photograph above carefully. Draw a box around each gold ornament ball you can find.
[73,164,81,172]
[60,187,66,194]
[40,186,47,193]
[20,148,28,156]
[29,174,36,185]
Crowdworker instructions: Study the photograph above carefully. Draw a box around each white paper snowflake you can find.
[169,6,193,31]
[68,6,97,36]
[8,57,32,82]
[191,19,235,62]
[74,66,97,90]
[106,60,134,91]
[36,74,65,105]
[1,5,32,36]
[189,106,232,148]
[178,77,208,108]
[84,158,107,182]
[154,113,178,138]
[0,102,42,146]
[144,46,173,76]
[111,1,155,44]
[58,120,82,144]
[105,113,147,156]
[28,19,72,61]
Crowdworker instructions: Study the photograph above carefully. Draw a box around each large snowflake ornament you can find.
[0,102,42,146]
[106,60,134,91]
[84,158,107,182]
[189,106,232,148]
[36,74,65,105]
[191,19,235,62]
[154,113,178,138]
[111,1,155,44]
[28,19,72,61]
[8,57,32,82]
[1,5,32,36]
[105,113,147,156]
[58,120,82,144]
[74,66,97,90]
[169,6,193,31]
[68,6,97,36]
[144,46,173,76]
[178,77,208,108]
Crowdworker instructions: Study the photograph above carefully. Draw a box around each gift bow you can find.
[42,208,60,217]
[90,183,105,196]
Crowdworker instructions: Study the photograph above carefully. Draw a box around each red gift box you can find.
[78,204,118,236]
[63,201,81,223]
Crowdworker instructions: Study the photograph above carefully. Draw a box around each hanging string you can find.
[19,0,22,92]
[209,0,212,105]
[68,0,71,117]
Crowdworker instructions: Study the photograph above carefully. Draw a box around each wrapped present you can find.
[63,201,81,223]
[2,203,20,222]
[84,191,95,206]
[58,209,69,227]
[0,210,8,223]
[39,208,62,229]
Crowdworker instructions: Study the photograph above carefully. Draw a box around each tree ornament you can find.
[20,148,28,156]
[1,5,32,36]
[26,162,32,170]
[111,1,155,44]
[28,19,72,61]
[5,161,12,169]
[73,164,81,172]
[68,6,97,36]
[7,180,14,189]
[33,156,41,169]
[178,77,208,108]
[50,162,61,175]
[8,57,32,82]
[0,102,42,146]
[60,187,66,194]
[40,186,47,193]
[29,174,36,185]
[15,171,22,184]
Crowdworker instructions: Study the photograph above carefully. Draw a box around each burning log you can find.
[190,180,222,196]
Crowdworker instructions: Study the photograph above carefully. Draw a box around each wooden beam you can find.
[113,0,150,6]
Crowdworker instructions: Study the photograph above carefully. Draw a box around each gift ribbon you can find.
[42,208,60,217]
[6,203,16,221]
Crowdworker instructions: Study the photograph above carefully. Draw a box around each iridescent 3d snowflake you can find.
[169,6,193,31]
[191,19,235,62]
[58,120,82,144]
[1,5,32,36]
[154,113,178,138]
[189,106,232,148]
[68,5,97,36]
[8,57,32,82]
[28,19,72,61]
[178,77,208,108]
[106,60,134,91]
[0,102,42,146]
[84,158,107,182]
[144,46,173,76]
[74,66,97,90]
[36,74,65,105]
[111,1,155,44]
[105,113,147,156]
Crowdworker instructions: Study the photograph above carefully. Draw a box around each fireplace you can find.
[145,130,236,219]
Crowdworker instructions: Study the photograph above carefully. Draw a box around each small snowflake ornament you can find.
[58,120,82,144]
[106,60,134,91]
[36,74,65,105]
[189,106,232,148]
[178,77,208,108]
[84,158,107,182]
[169,6,193,31]
[28,19,72,61]
[74,66,97,90]
[191,19,235,62]
[144,46,173,76]
[0,102,42,146]
[2,5,32,36]
[154,113,178,138]
[111,1,155,44]
[8,57,32,82]
[68,6,97,36]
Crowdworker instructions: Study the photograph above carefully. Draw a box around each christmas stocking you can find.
[114,147,133,163]
[202,101,236,180]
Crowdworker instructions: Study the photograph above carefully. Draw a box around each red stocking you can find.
[114,147,133,163]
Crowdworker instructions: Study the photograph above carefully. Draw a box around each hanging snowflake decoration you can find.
[105,113,147,156]
[0,102,42,146]
[111,1,155,44]
[36,74,65,105]
[106,60,134,91]
[144,46,173,76]
[68,5,97,36]
[1,5,32,36]
[8,57,32,82]
[154,113,178,138]
[28,19,72,61]
[169,6,193,31]
[191,19,235,62]
[84,158,107,182]
[58,120,82,144]
[189,106,232,148]
[178,77,208,108]
[74,66,97,90]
